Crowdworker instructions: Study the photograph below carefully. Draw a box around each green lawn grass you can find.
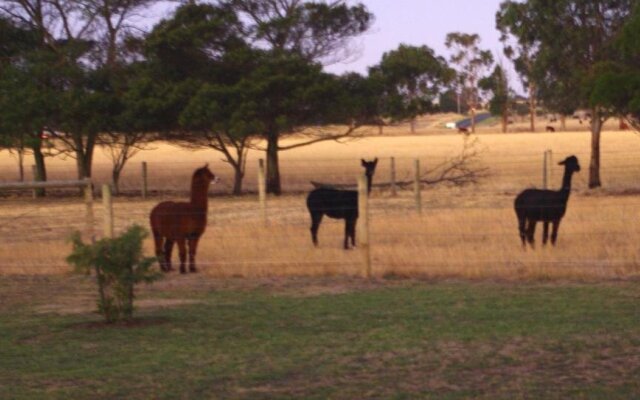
[1,276,639,399]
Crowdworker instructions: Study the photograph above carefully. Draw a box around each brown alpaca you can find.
[150,165,218,273]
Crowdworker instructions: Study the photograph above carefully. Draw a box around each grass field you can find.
[1,275,640,399]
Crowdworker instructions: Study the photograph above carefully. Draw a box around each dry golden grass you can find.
[1,117,640,279]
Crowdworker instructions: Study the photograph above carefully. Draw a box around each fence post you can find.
[390,157,397,197]
[258,159,267,226]
[102,184,114,238]
[543,151,548,189]
[84,178,94,240]
[414,159,422,214]
[547,150,553,187]
[141,161,148,199]
[542,150,553,189]
[357,174,372,278]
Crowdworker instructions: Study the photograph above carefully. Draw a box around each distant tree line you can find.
[1,0,638,194]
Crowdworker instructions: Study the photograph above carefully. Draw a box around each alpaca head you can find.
[361,158,378,179]
[558,155,580,173]
[194,164,219,185]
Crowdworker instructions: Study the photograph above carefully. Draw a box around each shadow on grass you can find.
[68,316,172,330]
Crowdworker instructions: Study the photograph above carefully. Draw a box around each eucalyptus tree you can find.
[139,2,257,194]
[445,32,494,133]
[226,0,374,194]
[369,44,453,133]
[0,0,165,184]
[589,4,640,131]
[0,1,95,181]
[496,1,540,131]
[479,64,514,133]
[496,0,635,188]
[0,18,43,181]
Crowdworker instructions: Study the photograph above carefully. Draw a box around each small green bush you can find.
[67,225,160,323]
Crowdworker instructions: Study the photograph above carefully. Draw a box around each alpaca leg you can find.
[153,232,166,271]
[526,220,536,248]
[344,219,356,250]
[551,220,561,245]
[177,239,187,274]
[187,236,200,273]
[163,239,175,271]
[542,222,550,246]
[517,215,527,247]
[349,218,357,248]
[310,212,323,246]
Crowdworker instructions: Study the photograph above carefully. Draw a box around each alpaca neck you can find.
[190,182,210,210]
[366,175,372,195]
[559,168,574,195]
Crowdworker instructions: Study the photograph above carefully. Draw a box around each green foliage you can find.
[445,32,494,112]
[66,225,160,323]
[371,44,453,122]
[497,0,634,114]
[479,65,513,119]
[589,5,640,127]
[228,0,373,62]
[438,89,470,114]
[144,2,245,81]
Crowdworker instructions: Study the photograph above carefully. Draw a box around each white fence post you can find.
[390,157,397,197]
[102,184,114,238]
[414,159,422,214]
[358,174,371,278]
[258,159,267,226]
[543,150,553,189]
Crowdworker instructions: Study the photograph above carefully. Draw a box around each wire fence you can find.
[3,151,640,197]
[1,149,640,279]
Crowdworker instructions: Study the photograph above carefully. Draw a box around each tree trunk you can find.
[232,166,244,195]
[31,141,47,197]
[501,110,508,133]
[17,147,24,181]
[589,107,603,189]
[74,133,96,179]
[266,130,281,195]
[529,82,536,132]
[410,119,416,134]
[560,115,566,130]
[470,107,476,133]
[112,169,121,195]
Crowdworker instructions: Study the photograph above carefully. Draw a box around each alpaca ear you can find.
[373,157,378,165]
[558,159,566,165]
[361,159,366,166]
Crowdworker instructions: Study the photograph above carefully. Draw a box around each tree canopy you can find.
[497,0,636,188]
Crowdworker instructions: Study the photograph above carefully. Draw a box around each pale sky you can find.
[324,0,508,76]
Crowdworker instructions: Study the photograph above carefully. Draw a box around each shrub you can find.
[67,225,160,323]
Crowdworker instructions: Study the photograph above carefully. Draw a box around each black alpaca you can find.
[306,158,378,249]
[514,155,580,247]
